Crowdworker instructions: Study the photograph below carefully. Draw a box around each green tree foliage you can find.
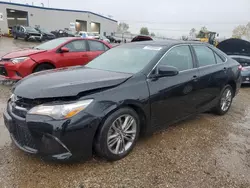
[118,22,129,33]
[196,26,208,38]
[140,27,149,35]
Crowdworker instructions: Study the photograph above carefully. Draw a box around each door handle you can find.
[193,75,198,82]
[82,55,88,57]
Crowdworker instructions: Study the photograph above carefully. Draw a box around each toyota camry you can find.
[4,40,242,162]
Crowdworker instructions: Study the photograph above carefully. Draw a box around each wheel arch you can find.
[32,62,56,73]
[93,101,149,146]
[227,80,236,97]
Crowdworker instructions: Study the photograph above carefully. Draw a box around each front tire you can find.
[94,108,140,161]
[213,85,233,115]
[33,63,54,73]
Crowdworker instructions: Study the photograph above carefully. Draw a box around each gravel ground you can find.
[0,37,250,188]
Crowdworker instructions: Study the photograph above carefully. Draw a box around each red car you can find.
[0,37,112,80]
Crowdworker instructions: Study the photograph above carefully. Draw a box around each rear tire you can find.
[33,63,54,73]
[94,108,140,161]
[213,85,233,115]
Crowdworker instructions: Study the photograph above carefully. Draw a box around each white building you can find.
[0,1,117,35]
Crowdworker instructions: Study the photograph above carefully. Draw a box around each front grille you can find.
[0,66,7,76]
[12,123,37,149]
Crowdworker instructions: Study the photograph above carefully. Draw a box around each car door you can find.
[15,26,21,37]
[56,39,89,68]
[19,27,26,38]
[191,45,228,112]
[147,45,200,128]
[87,40,109,61]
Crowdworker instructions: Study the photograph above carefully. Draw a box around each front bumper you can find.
[28,35,42,41]
[3,101,100,161]
[0,59,36,80]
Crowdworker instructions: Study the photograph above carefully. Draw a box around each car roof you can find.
[123,40,206,47]
[62,37,106,42]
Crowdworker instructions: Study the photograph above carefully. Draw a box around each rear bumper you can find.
[241,74,250,84]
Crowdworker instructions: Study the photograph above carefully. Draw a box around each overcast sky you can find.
[3,0,250,37]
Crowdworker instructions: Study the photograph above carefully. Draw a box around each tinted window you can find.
[214,52,224,63]
[159,45,193,71]
[64,40,87,52]
[20,27,25,32]
[88,40,105,51]
[193,46,216,67]
[86,45,160,74]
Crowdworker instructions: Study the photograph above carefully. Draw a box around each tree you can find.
[140,27,149,35]
[232,25,246,38]
[150,32,156,37]
[117,22,129,33]
[196,26,208,38]
[232,22,250,39]
[189,28,196,38]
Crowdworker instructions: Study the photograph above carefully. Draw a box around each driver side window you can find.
[159,45,193,71]
[64,40,87,52]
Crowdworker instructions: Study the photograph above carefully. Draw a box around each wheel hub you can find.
[107,114,137,155]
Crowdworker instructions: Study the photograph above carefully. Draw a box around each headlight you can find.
[11,57,30,64]
[28,99,93,120]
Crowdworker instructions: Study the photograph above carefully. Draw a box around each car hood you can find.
[42,31,54,36]
[2,49,46,59]
[217,38,250,57]
[13,66,132,99]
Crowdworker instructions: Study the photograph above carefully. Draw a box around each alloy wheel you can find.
[220,88,232,112]
[107,115,137,155]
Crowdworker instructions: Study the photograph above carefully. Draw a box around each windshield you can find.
[25,27,38,33]
[34,38,69,50]
[39,28,49,33]
[86,45,161,74]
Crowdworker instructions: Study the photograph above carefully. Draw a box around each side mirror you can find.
[60,47,69,53]
[155,65,179,77]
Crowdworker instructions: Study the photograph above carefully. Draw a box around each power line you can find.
[119,20,248,25]
[129,27,235,32]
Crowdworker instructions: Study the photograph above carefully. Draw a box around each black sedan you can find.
[4,41,241,162]
[35,28,56,41]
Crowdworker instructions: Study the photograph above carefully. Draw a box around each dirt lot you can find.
[0,37,250,188]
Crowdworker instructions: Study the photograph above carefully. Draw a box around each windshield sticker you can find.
[143,46,162,51]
